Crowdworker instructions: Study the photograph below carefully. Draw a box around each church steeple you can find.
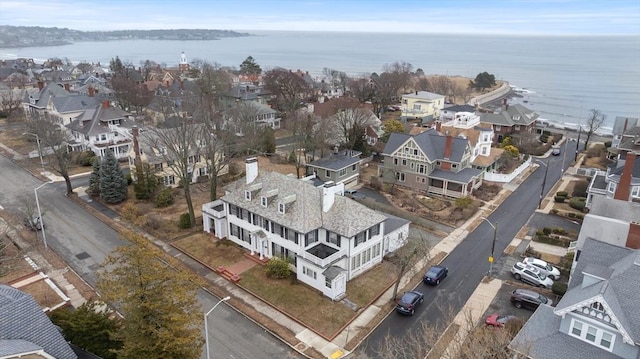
[179,51,189,72]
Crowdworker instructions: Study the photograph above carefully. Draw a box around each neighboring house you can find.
[225,101,281,131]
[586,142,640,208]
[436,111,503,173]
[611,117,639,149]
[66,100,135,158]
[576,196,640,252]
[23,82,72,119]
[219,84,271,110]
[313,98,381,147]
[480,101,539,143]
[306,149,362,188]
[0,285,77,359]
[439,104,476,123]
[400,91,446,122]
[379,129,483,198]
[128,126,226,187]
[49,94,102,127]
[365,124,383,146]
[510,238,640,359]
[202,158,410,300]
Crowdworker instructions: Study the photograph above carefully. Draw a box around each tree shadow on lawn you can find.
[172,234,246,268]
[240,261,397,339]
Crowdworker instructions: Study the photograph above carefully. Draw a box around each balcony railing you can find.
[202,200,225,218]
[297,247,347,268]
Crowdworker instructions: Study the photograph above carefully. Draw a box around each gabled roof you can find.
[31,82,71,107]
[223,171,386,237]
[308,150,361,171]
[480,103,538,127]
[442,104,475,113]
[67,103,133,136]
[0,285,77,359]
[383,129,469,163]
[559,238,640,343]
[51,95,100,113]
[509,305,620,359]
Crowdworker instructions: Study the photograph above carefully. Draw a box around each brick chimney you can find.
[102,100,110,109]
[246,157,258,184]
[37,81,44,91]
[435,121,442,132]
[444,134,453,159]
[614,152,636,201]
[626,222,640,249]
[64,83,70,91]
[88,86,94,97]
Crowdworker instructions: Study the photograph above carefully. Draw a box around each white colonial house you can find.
[202,158,410,299]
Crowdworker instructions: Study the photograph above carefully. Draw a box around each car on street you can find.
[510,289,553,310]
[423,265,448,285]
[23,214,44,231]
[510,262,554,289]
[485,314,519,327]
[395,290,424,316]
[551,145,561,156]
[523,257,561,280]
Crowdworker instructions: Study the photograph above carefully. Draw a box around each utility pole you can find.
[481,218,497,277]
[575,126,582,162]
[538,158,550,209]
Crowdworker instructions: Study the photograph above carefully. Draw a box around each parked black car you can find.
[423,265,448,285]
[395,290,424,316]
[510,289,553,310]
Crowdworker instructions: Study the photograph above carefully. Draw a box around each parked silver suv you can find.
[510,262,554,289]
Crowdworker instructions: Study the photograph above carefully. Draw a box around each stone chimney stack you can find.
[64,83,70,91]
[435,121,442,132]
[245,157,259,184]
[614,152,637,201]
[102,100,110,109]
[88,86,94,97]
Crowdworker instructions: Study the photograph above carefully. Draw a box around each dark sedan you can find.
[395,290,424,316]
[423,265,448,285]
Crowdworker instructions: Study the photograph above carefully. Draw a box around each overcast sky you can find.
[1,0,639,35]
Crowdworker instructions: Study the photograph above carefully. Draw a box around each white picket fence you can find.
[483,157,532,183]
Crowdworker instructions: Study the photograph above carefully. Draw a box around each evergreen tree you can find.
[50,301,122,359]
[133,162,158,200]
[239,56,261,75]
[97,232,204,359]
[99,150,128,204]
[87,159,101,197]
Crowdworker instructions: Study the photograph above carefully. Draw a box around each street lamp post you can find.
[481,217,497,277]
[23,132,44,172]
[34,181,53,250]
[204,296,230,359]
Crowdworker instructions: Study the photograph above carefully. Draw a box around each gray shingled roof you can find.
[589,197,640,223]
[223,171,386,238]
[612,117,639,136]
[308,151,361,171]
[559,238,640,342]
[510,305,620,359]
[0,285,77,359]
[590,172,607,191]
[480,103,538,127]
[402,91,444,100]
[52,95,99,113]
[32,82,71,108]
[442,104,475,113]
[383,129,470,163]
[67,103,133,137]
[383,214,410,235]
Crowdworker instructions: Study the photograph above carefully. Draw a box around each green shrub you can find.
[542,227,552,235]
[552,282,567,296]
[568,212,576,218]
[454,196,473,209]
[575,214,584,220]
[265,257,292,279]
[554,195,566,203]
[604,141,612,148]
[125,173,132,185]
[75,150,96,166]
[155,187,174,208]
[556,191,568,197]
[552,227,567,235]
[178,213,191,229]
[568,197,586,211]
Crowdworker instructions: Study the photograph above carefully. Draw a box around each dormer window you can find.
[261,197,267,207]
[245,190,251,200]
[278,203,285,214]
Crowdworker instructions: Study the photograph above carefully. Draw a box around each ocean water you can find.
[2,31,639,133]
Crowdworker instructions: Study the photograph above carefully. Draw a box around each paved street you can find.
[0,154,298,359]
[361,141,577,357]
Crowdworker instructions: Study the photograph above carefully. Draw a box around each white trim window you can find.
[607,181,617,194]
[303,266,317,280]
[631,186,639,198]
[569,318,615,352]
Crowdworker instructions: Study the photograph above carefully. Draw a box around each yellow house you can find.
[401,91,446,121]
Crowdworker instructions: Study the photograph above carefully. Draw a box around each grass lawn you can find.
[176,231,400,338]
[172,234,246,268]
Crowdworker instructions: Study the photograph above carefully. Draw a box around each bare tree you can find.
[286,110,319,178]
[583,108,606,151]
[349,75,374,103]
[145,118,203,227]
[0,74,28,123]
[389,233,432,301]
[25,117,75,194]
[331,99,378,150]
[263,68,311,117]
